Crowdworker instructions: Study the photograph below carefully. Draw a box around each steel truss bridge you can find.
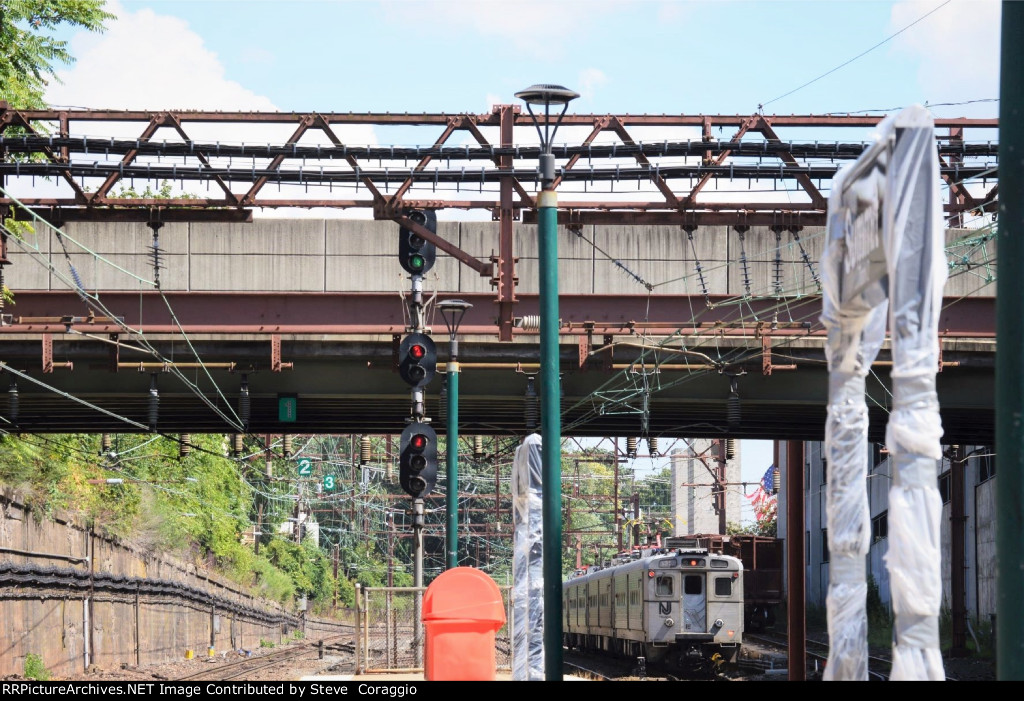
[0,104,999,444]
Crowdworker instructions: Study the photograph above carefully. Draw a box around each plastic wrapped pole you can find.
[820,154,888,680]
[511,433,544,680]
[819,105,947,682]
[882,107,947,681]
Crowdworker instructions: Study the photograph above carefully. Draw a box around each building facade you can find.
[777,440,996,625]
[669,439,741,536]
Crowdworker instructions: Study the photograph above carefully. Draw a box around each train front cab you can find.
[649,553,744,669]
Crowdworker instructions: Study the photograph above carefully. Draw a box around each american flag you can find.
[760,464,776,494]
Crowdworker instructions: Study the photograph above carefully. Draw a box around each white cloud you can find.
[889,0,1000,115]
[578,68,608,102]
[47,0,276,112]
[33,1,379,218]
[379,0,640,57]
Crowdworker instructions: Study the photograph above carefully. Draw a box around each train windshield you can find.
[656,576,674,596]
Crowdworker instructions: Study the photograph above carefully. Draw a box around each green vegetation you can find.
[23,653,50,681]
[0,0,114,109]
[0,430,682,618]
[259,639,275,649]
[0,432,389,616]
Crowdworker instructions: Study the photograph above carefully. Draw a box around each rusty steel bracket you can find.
[42,333,52,373]
[270,334,293,372]
[762,334,796,376]
[109,333,119,373]
[41,333,72,372]
[578,333,591,370]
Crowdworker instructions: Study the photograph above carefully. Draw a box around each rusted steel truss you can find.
[0,291,996,339]
[0,104,996,224]
[0,104,998,341]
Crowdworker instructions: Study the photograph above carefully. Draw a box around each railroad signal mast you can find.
[397,208,438,659]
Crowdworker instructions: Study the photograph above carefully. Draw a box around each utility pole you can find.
[715,439,728,534]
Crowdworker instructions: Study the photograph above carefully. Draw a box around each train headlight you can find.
[715,618,724,628]
[664,618,674,627]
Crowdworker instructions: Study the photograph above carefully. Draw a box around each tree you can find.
[0,0,114,109]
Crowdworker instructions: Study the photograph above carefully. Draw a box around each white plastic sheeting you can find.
[820,105,946,682]
[511,433,544,681]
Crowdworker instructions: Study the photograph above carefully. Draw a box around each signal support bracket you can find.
[270,334,294,372]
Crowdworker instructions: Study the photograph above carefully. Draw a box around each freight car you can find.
[666,534,785,632]
[563,545,744,675]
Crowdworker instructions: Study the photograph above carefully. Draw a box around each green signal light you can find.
[409,253,425,271]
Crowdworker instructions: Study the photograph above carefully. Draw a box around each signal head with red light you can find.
[398,332,436,389]
[400,421,438,498]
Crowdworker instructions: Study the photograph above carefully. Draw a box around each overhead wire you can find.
[758,0,954,111]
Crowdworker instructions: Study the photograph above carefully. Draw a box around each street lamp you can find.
[438,298,473,570]
[515,83,578,681]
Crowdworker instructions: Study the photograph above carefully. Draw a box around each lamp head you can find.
[516,84,579,183]
[514,84,580,107]
[438,299,473,337]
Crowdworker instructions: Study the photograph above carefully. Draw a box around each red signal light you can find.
[410,344,426,360]
[411,433,428,450]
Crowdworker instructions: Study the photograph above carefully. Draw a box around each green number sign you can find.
[323,475,336,491]
[278,395,297,423]
[297,458,312,476]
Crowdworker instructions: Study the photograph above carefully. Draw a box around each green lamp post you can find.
[438,298,472,570]
[515,83,578,681]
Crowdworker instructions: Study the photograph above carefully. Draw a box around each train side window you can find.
[656,576,674,596]
[714,577,732,596]
[684,575,702,595]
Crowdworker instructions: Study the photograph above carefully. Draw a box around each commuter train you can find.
[563,545,745,675]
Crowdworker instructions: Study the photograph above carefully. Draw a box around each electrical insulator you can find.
[360,435,371,465]
[473,435,484,460]
[648,436,659,458]
[239,374,250,430]
[179,434,192,458]
[524,377,539,431]
[727,376,741,427]
[7,375,18,427]
[232,433,244,457]
[516,315,541,330]
[626,436,638,459]
[727,390,741,427]
[726,438,737,461]
[101,433,112,455]
[283,434,293,458]
[148,374,159,432]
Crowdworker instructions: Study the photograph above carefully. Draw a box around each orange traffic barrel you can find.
[422,567,507,681]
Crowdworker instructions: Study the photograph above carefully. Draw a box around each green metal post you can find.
[997,0,1024,680]
[446,362,459,569]
[538,187,563,680]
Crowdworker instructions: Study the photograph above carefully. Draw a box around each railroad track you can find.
[744,632,965,681]
[178,634,353,681]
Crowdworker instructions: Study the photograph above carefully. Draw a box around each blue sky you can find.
[48,0,1000,119]
[38,0,1001,523]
